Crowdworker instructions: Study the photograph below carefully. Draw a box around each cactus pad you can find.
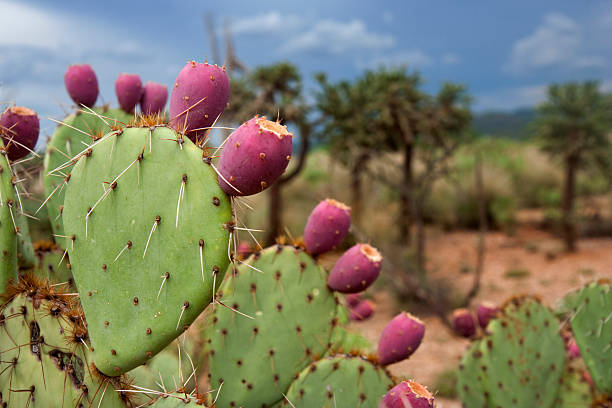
[205,245,338,407]
[282,355,394,408]
[567,280,612,394]
[457,296,565,408]
[63,124,232,376]
[43,107,132,237]
[0,140,17,293]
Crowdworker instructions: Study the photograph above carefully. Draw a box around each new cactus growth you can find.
[217,116,293,196]
[65,64,99,107]
[141,82,169,115]
[0,276,130,407]
[452,308,477,338]
[169,61,229,141]
[328,243,382,293]
[115,73,144,113]
[379,380,435,408]
[0,106,40,160]
[377,312,425,365]
[457,296,565,407]
[62,123,232,376]
[303,199,351,255]
[282,355,395,408]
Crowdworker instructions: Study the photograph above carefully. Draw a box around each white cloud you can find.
[506,12,606,73]
[441,53,460,65]
[475,85,548,111]
[366,50,433,69]
[231,12,304,35]
[281,19,395,54]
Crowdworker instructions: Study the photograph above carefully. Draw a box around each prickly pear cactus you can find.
[33,248,73,284]
[0,142,17,293]
[43,107,132,237]
[205,245,338,407]
[149,394,205,407]
[282,355,394,408]
[0,276,129,407]
[62,123,232,376]
[457,296,565,408]
[16,208,35,268]
[566,280,612,395]
[555,367,593,407]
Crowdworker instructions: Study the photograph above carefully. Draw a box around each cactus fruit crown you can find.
[6,106,35,116]
[325,198,350,210]
[361,243,383,262]
[255,116,293,138]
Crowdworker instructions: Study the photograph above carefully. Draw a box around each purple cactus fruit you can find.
[237,242,253,260]
[476,301,498,329]
[452,308,477,338]
[169,61,230,141]
[346,293,362,308]
[377,312,425,365]
[327,244,382,293]
[140,81,168,115]
[304,199,351,255]
[217,116,293,196]
[566,338,581,360]
[115,73,143,113]
[64,64,99,107]
[379,380,434,408]
[350,300,374,321]
[0,106,40,161]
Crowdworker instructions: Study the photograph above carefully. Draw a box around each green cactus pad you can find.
[33,248,73,284]
[63,124,232,376]
[567,280,612,394]
[149,394,205,407]
[16,208,35,268]
[0,142,17,293]
[555,367,593,407]
[0,278,128,407]
[43,107,133,237]
[457,296,565,408]
[205,245,338,408]
[282,355,394,408]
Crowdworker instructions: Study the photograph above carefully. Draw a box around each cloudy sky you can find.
[2,0,612,137]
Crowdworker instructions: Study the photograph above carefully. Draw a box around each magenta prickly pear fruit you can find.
[452,308,477,338]
[304,199,351,255]
[169,61,230,141]
[115,73,143,113]
[140,81,168,115]
[237,242,253,260]
[566,338,581,360]
[377,312,425,365]
[346,292,362,308]
[0,106,40,160]
[217,116,293,196]
[476,301,498,329]
[350,299,374,321]
[328,243,382,293]
[379,380,434,408]
[64,64,99,107]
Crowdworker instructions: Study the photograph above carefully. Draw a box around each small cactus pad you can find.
[350,299,374,321]
[141,82,169,115]
[328,243,382,293]
[379,380,435,408]
[567,280,612,394]
[377,312,425,365]
[0,139,17,293]
[169,61,229,141]
[0,277,128,407]
[452,308,477,338]
[476,301,498,329]
[63,125,232,376]
[303,199,351,255]
[217,116,293,196]
[282,355,394,408]
[64,64,99,107]
[0,106,40,160]
[457,296,565,408]
[43,107,133,237]
[205,245,338,408]
[115,73,144,113]
[555,367,593,408]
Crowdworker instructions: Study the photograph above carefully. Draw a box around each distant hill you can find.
[472,108,535,139]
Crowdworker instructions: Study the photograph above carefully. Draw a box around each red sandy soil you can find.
[351,225,612,407]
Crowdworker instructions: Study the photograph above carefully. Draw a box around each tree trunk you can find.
[350,152,369,226]
[399,143,413,245]
[266,183,282,245]
[562,153,578,252]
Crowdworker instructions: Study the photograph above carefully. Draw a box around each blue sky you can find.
[2,0,612,139]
